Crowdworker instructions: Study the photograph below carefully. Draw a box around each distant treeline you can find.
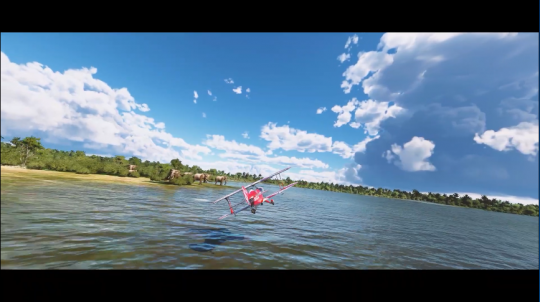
[1,136,538,217]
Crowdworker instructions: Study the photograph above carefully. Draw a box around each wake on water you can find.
[192,198,209,202]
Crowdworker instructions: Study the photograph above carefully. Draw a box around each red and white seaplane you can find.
[212,167,297,220]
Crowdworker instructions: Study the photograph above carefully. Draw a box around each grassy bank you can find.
[0,166,234,189]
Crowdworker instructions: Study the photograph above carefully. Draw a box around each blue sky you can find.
[1,33,538,204]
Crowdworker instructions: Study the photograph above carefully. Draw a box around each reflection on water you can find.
[188,228,246,252]
[1,176,538,269]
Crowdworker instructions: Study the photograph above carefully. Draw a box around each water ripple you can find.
[1,179,538,269]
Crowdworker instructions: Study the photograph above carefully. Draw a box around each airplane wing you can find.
[265,182,298,199]
[219,205,250,220]
[218,182,298,220]
[212,166,292,204]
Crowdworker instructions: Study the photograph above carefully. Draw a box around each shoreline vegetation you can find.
[1,136,538,217]
[0,166,233,189]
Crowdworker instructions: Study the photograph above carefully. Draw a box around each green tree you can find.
[129,156,143,166]
[285,176,293,185]
[11,136,44,166]
[170,158,183,170]
[114,156,127,165]
[190,165,202,173]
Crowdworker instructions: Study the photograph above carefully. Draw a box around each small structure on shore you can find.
[128,165,137,173]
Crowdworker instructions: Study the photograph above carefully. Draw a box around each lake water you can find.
[1,177,538,269]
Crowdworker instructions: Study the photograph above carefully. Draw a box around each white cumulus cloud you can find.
[202,112,206,118]
[287,162,363,185]
[385,137,436,172]
[246,88,250,93]
[332,135,379,159]
[351,135,379,154]
[331,98,360,127]
[316,107,327,114]
[337,53,351,63]
[260,122,332,153]
[260,122,378,159]
[341,33,518,95]
[203,134,329,169]
[0,51,211,162]
[353,99,404,135]
[204,135,267,157]
[334,32,538,199]
[207,90,212,96]
[330,141,352,159]
[341,51,394,94]
[224,78,234,84]
[193,90,198,104]
[474,121,539,156]
[242,131,249,139]
[233,86,242,94]
[344,34,359,49]
[331,98,404,135]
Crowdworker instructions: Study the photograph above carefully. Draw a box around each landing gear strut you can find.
[251,208,256,214]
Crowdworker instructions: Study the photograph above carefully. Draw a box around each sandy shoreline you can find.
[1,165,157,185]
